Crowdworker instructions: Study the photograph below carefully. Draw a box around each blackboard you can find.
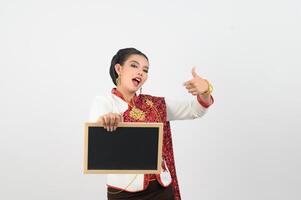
[83,122,163,174]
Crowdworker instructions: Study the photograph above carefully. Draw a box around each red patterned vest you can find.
[118,92,181,200]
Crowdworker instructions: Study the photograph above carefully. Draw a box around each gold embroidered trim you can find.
[129,107,145,121]
[145,99,154,107]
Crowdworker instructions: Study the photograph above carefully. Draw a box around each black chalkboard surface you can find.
[83,122,163,174]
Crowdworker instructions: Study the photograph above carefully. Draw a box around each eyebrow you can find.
[129,60,149,69]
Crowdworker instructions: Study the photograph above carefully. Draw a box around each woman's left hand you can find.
[183,67,210,96]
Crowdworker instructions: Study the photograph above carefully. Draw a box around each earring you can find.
[140,87,142,94]
[116,75,121,85]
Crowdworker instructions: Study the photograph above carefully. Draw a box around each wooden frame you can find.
[83,122,163,174]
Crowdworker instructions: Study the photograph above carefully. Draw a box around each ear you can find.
[114,64,122,75]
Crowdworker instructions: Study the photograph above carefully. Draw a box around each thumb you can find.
[191,67,199,78]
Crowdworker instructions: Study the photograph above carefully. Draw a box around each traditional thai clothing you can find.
[107,180,174,200]
[89,88,214,200]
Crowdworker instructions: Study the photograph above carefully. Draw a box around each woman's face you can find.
[115,54,149,93]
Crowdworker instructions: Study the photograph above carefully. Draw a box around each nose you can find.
[138,69,143,76]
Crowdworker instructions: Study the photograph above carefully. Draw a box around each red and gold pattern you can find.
[111,88,181,200]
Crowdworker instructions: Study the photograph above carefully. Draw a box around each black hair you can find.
[109,47,148,85]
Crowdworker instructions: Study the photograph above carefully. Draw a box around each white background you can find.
[1,0,300,199]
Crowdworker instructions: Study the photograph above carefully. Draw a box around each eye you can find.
[130,64,137,68]
[143,69,149,73]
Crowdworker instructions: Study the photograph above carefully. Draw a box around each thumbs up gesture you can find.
[183,67,211,96]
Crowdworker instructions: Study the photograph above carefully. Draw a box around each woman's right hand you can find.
[97,112,123,132]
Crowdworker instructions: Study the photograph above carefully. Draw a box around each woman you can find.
[89,48,214,200]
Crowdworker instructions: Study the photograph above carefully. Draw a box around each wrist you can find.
[200,79,213,96]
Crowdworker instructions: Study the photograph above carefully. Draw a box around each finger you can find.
[192,67,199,78]
[119,113,123,122]
[109,114,116,132]
[107,113,114,132]
[113,115,120,131]
[188,88,198,93]
[105,115,111,132]
[185,82,196,89]
[102,115,108,129]
[191,91,198,96]
[187,89,199,95]
[183,80,193,86]
[185,84,195,90]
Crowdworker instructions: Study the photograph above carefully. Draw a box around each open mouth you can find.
[132,77,141,87]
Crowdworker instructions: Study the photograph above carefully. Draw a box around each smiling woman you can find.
[89,47,214,200]
[110,51,149,99]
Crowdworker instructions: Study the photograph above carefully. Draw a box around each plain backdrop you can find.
[0,0,300,199]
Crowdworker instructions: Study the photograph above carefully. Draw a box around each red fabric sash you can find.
[117,91,181,200]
